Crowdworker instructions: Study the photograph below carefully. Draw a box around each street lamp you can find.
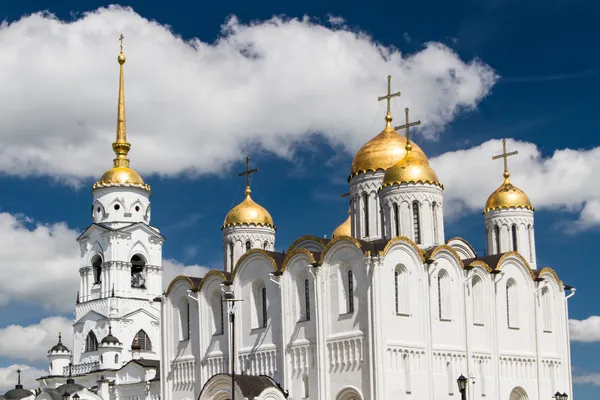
[456,375,467,400]
[554,393,568,400]
[221,283,243,400]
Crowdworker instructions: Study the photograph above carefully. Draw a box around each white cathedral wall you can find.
[222,225,276,272]
[199,275,229,382]
[92,187,151,227]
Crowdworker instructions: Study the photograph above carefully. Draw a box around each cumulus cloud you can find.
[0,364,46,392]
[0,6,497,183]
[431,139,600,227]
[0,316,73,362]
[574,373,600,386]
[162,259,211,285]
[569,316,600,342]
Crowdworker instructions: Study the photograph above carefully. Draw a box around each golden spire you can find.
[377,75,401,127]
[492,138,518,184]
[113,33,131,168]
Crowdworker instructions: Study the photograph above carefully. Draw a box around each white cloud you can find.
[574,373,600,386]
[0,6,496,183]
[0,213,80,312]
[569,316,600,342]
[0,364,47,392]
[0,316,72,362]
[431,139,600,227]
[162,259,211,285]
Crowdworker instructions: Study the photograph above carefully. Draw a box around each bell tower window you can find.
[85,331,98,352]
[511,224,518,251]
[131,254,146,289]
[245,241,251,253]
[91,255,103,284]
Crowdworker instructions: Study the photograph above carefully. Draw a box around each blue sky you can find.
[0,0,598,397]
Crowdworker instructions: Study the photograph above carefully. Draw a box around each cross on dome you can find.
[237,156,258,195]
[492,138,518,183]
[377,75,401,124]
[394,107,421,152]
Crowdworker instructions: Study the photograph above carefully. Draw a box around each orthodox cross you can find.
[17,369,21,385]
[237,156,258,188]
[377,75,401,114]
[341,192,351,213]
[394,107,421,145]
[119,33,125,53]
[492,138,518,175]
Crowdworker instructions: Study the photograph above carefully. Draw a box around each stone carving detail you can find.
[172,358,196,388]
[239,348,278,376]
[327,335,363,372]
[499,356,536,379]
[288,343,315,377]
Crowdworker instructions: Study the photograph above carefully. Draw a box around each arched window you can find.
[85,331,98,352]
[212,291,224,335]
[228,242,234,269]
[541,287,552,332]
[509,387,529,400]
[133,330,152,351]
[348,270,355,313]
[393,203,400,237]
[506,279,519,329]
[472,275,484,326]
[432,202,438,244]
[130,254,146,288]
[412,201,421,244]
[363,193,370,237]
[302,279,311,321]
[512,224,518,251]
[438,270,451,321]
[114,354,119,364]
[495,225,501,253]
[262,287,268,327]
[395,265,409,315]
[245,241,251,252]
[263,241,268,250]
[179,298,190,341]
[91,255,102,284]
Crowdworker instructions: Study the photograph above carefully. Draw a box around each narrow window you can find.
[263,241,268,250]
[472,276,484,325]
[85,331,98,352]
[304,279,311,321]
[446,361,454,395]
[395,266,409,315]
[245,241,251,253]
[348,270,355,313]
[412,201,421,244]
[528,224,533,262]
[186,302,191,339]
[438,270,451,321]
[114,354,119,364]
[130,254,146,288]
[432,202,438,244]
[542,287,552,332]
[506,279,519,329]
[403,353,412,394]
[212,293,223,335]
[179,299,190,340]
[220,297,225,334]
[303,375,309,398]
[228,242,234,269]
[133,330,152,351]
[363,193,370,237]
[495,225,501,253]
[262,287,268,327]
[479,359,486,396]
[393,203,400,237]
[91,255,102,284]
[512,224,518,251]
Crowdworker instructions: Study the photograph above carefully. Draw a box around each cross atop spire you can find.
[119,33,124,54]
[17,369,21,385]
[394,107,421,152]
[492,138,518,183]
[113,33,130,168]
[377,75,401,125]
[237,157,258,195]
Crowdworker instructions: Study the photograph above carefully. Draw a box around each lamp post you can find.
[222,284,243,400]
[554,392,568,400]
[457,374,468,400]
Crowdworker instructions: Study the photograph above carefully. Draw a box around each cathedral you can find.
[0,37,574,400]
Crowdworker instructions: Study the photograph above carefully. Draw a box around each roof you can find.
[40,389,62,400]
[462,253,506,270]
[264,251,286,269]
[55,379,84,396]
[3,387,33,400]
[227,374,284,398]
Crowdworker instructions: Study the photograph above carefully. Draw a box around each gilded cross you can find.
[377,75,401,114]
[394,107,421,145]
[119,34,125,53]
[492,138,518,174]
[237,156,258,188]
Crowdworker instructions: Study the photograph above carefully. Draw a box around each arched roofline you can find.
[497,251,536,281]
[379,236,424,262]
[196,270,229,293]
[232,249,278,281]
[280,248,317,273]
[426,244,463,265]
[286,235,328,254]
[165,275,196,296]
[537,267,562,287]
[318,236,364,265]
[446,237,477,258]
[467,260,493,273]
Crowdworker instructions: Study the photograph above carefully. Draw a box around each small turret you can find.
[47,333,71,376]
[99,326,123,369]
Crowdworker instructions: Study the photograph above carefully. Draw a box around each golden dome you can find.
[483,173,533,214]
[350,117,428,178]
[332,213,351,238]
[382,145,442,188]
[223,187,275,229]
[93,35,149,192]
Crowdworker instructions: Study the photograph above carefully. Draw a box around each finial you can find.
[112,33,131,169]
[58,332,62,343]
[492,138,518,185]
[377,75,401,127]
[108,326,112,335]
[394,107,421,153]
[238,157,258,197]
[17,369,21,385]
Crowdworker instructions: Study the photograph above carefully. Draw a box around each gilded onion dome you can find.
[332,210,351,238]
[350,114,428,178]
[93,35,150,192]
[222,186,275,229]
[382,145,442,188]
[484,172,533,214]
